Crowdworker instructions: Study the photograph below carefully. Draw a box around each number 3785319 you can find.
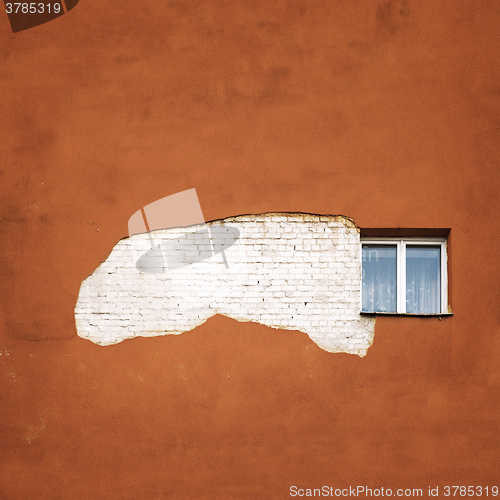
[5,3,62,14]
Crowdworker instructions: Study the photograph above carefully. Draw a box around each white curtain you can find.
[406,246,441,314]
[362,245,397,313]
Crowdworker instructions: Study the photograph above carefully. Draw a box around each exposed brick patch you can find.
[75,213,375,356]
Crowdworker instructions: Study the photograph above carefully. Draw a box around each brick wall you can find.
[75,213,375,356]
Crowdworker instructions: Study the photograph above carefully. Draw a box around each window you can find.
[361,238,448,315]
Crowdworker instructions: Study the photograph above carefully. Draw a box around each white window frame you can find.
[360,237,449,315]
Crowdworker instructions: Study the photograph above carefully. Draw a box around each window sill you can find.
[360,311,453,317]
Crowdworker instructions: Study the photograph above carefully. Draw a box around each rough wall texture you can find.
[76,214,375,356]
[1,0,500,498]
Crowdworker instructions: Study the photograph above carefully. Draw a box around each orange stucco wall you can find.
[1,0,499,498]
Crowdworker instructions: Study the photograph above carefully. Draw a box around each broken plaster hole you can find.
[75,213,375,356]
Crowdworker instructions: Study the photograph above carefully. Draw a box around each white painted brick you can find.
[75,213,375,356]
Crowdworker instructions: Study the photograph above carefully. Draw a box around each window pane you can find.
[362,245,397,313]
[406,246,441,314]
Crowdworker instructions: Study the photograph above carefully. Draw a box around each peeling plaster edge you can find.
[117,212,360,242]
[216,212,359,230]
[74,212,371,356]
[76,311,376,357]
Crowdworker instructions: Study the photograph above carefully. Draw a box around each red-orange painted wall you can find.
[1,0,499,498]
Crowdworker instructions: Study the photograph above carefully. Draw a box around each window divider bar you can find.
[398,241,405,314]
